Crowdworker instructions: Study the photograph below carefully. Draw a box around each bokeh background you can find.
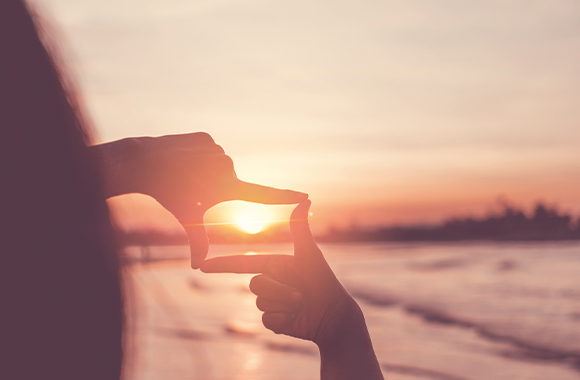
[29,1,580,379]
[35,0,580,234]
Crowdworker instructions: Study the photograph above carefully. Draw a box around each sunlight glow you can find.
[205,201,295,235]
[235,215,266,234]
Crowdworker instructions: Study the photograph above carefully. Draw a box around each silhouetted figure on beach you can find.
[0,1,383,379]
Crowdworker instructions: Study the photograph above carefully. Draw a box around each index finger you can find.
[178,212,209,269]
[233,180,308,204]
[183,224,208,269]
[200,254,291,274]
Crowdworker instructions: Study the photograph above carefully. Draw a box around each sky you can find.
[35,0,580,233]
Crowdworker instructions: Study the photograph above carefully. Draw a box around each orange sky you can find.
[39,0,580,233]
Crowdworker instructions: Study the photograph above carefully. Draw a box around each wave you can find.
[380,362,476,380]
[264,341,317,356]
[153,327,208,341]
[351,289,580,371]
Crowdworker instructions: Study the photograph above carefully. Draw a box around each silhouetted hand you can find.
[93,132,307,268]
[201,201,384,380]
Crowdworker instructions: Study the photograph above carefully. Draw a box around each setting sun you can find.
[203,201,296,236]
[235,215,265,234]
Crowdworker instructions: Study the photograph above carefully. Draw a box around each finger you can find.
[249,274,302,301]
[290,200,319,254]
[181,214,209,269]
[200,254,291,274]
[262,312,289,334]
[157,131,216,146]
[156,133,226,157]
[208,154,235,175]
[233,180,308,204]
[268,259,289,284]
[256,297,300,313]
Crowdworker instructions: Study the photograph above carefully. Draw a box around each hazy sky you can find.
[36,0,580,231]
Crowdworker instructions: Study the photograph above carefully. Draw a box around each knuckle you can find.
[213,155,234,174]
[256,297,267,312]
[261,313,271,329]
[221,155,234,167]
[249,275,263,295]
[195,132,214,143]
[262,313,281,334]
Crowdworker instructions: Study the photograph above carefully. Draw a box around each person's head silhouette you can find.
[1,1,124,379]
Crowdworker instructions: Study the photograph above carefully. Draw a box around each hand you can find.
[93,132,307,268]
[202,200,355,341]
[201,201,383,379]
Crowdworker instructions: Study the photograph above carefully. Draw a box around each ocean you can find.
[123,242,580,380]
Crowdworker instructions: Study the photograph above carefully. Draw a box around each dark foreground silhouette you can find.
[1,1,383,379]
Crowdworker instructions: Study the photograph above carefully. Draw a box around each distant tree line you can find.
[320,202,580,243]
[116,202,580,246]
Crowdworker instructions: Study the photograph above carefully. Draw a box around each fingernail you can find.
[297,192,308,200]
[290,291,302,301]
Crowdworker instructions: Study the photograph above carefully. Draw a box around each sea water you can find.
[124,242,580,380]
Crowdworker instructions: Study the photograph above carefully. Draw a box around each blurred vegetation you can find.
[322,202,579,243]
[117,202,580,246]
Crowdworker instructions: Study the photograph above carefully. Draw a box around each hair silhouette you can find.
[0,1,124,379]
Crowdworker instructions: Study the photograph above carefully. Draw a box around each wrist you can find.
[316,298,384,380]
[315,298,369,351]
[92,137,143,198]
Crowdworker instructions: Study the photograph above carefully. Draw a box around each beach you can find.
[123,242,580,380]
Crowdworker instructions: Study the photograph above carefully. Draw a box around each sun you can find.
[205,201,295,236]
[235,215,266,234]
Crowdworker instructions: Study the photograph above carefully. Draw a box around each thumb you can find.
[181,214,209,269]
[290,200,319,256]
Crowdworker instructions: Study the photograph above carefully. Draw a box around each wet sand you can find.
[123,243,580,380]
